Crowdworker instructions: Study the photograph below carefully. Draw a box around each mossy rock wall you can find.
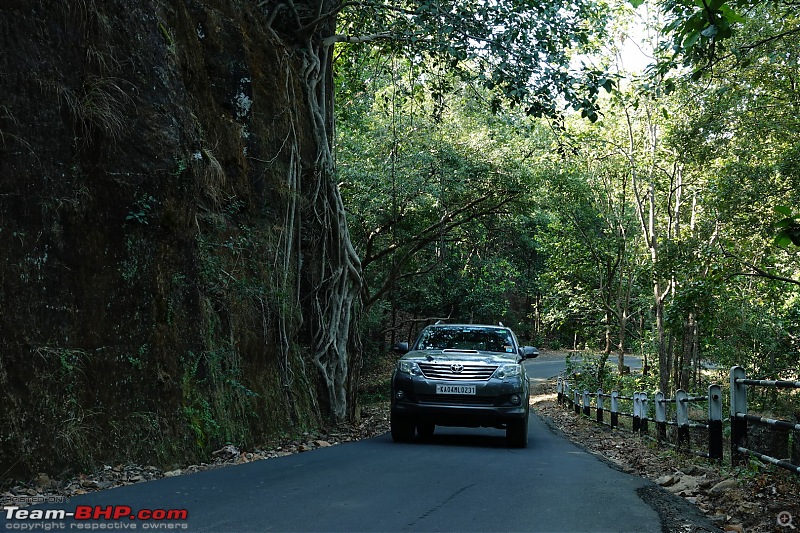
[0,0,318,478]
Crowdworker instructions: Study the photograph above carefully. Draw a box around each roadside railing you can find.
[557,365,800,474]
[730,365,800,474]
[557,377,723,460]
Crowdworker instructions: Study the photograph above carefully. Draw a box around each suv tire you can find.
[506,413,529,448]
[416,422,435,439]
[391,412,415,442]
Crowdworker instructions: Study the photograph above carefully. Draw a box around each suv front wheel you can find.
[416,422,435,439]
[391,411,415,442]
[506,414,529,448]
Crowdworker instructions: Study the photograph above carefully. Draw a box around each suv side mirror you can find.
[522,346,539,359]
[392,342,409,354]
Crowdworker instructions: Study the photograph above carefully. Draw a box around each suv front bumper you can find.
[391,373,529,428]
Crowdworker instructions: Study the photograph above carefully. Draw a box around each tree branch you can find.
[721,249,800,287]
[361,192,521,307]
[322,32,394,47]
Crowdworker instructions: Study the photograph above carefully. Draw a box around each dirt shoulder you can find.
[530,378,800,533]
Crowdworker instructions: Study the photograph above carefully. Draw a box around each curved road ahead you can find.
[3,353,714,533]
[524,350,643,385]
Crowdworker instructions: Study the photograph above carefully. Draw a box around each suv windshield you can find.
[413,326,516,354]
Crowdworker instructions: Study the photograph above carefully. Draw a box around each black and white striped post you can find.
[610,391,619,428]
[574,389,581,415]
[564,380,571,408]
[557,378,564,405]
[582,390,591,417]
[729,366,800,471]
[676,389,689,450]
[655,392,667,443]
[596,389,604,424]
[730,366,748,465]
[708,384,723,461]
[640,392,649,434]
[632,392,641,433]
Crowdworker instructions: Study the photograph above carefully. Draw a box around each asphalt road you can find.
[4,421,664,533]
[524,352,643,384]
[3,353,715,533]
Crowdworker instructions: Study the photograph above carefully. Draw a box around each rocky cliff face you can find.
[0,0,321,479]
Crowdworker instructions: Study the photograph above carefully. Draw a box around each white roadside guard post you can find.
[676,389,689,450]
[632,392,641,433]
[583,390,590,417]
[708,384,723,461]
[655,392,667,443]
[610,391,619,428]
[596,389,604,424]
[640,392,649,434]
[557,378,563,405]
[729,366,800,472]
[730,366,748,465]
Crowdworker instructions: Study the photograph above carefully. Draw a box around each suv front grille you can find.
[416,394,496,406]
[417,363,497,381]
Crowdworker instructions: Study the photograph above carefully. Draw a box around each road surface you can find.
[525,350,643,384]
[2,352,716,533]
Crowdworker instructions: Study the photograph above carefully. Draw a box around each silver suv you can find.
[390,324,538,448]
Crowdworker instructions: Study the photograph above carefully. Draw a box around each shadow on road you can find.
[380,427,532,450]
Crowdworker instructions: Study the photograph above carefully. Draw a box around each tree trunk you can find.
[654,296,669,394]
[292,24,362,423]
[617,311,628,373]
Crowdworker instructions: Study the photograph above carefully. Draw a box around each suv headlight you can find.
[494,364,521,379]
[398,360,422,376]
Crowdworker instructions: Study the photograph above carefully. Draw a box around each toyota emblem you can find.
[450,363,464,373]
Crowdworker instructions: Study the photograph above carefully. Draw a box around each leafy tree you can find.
[650,0,800,77]
[261,0,616,420]
[656,4,800,383]
[537,150,647,378]
[337,53,549,345]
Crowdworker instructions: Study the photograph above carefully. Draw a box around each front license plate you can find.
[436,384,476,395]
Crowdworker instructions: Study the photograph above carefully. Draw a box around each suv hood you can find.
[400,349,520,365]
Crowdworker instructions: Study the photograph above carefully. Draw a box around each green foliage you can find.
[565,351,660,395]
[337,0,800,404]
[332,0,614,120]
[774,206,800,248]
[565,352,616,393]
[126,195,156,225]
[338,53,548,332]
[126,344,146,370]
[120,234,151,286]
[180,346,258,451]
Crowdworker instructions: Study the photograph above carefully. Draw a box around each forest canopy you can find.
[334,0,800,396]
